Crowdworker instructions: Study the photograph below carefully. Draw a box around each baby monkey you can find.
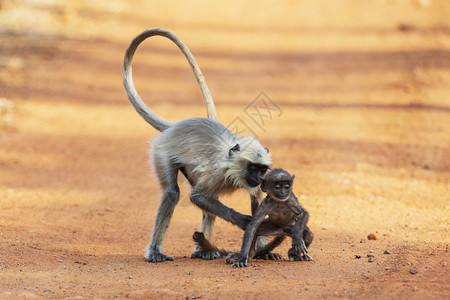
[226,168,313,267]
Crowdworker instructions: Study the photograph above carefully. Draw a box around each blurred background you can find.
[0,0,449,298]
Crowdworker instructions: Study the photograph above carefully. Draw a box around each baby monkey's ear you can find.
[292,174,295,180]
[260,179,266,193]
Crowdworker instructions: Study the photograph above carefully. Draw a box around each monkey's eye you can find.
[248,165,257,171]
[284,184,290,189]
[274,184,281,190]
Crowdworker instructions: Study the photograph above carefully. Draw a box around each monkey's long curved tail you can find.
[122,28,218,132]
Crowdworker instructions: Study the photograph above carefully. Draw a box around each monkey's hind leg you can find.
[252,236,285,259]
[192,231,228,258]
[145,165,180,262]
[191,213,222,260]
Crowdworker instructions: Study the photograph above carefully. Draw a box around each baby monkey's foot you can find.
[254,252,282,260]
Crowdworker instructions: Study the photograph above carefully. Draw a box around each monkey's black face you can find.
[245,163,269,187]
[271,181,292,201]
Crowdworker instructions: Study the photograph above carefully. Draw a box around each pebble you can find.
[187,296,200,300]
[367,233,379,240]
[367,253,375,258]
[384,250,391,255]
[43,289,52,293]
[368,257,375,263]
[409,267,418,275]
[360,239,366,243]
[283,274,293,278]
[355,255,361,259]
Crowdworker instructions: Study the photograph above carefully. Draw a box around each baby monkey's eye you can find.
[274,184,281,190]
[284,184,291,189]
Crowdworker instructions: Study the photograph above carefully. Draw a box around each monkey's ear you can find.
[264,147,269,153]
[260,179,266,193]
[292,174,295,180]
[228,144,240,158]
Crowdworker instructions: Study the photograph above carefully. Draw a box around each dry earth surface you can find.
[0,0,449,299]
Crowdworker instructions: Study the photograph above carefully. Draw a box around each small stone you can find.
[442,261,447,267]
[187,296,200,300]
[367,233,379,240]
[368,257,375,263]
[360,239,366,243]
[384,250,391,255]
[184,271,192,275]
[43,290,52,293]
[367,253,375,258]
[409,267,418,275]
[355,255,361,259]
[283,274,293,278]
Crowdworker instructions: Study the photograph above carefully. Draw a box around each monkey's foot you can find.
[146,252,174,263]
[191,250,222,260]
[254,252,282,260]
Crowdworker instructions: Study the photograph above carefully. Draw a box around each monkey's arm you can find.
[190,192,251,230]
[250,189,282,260]
[290,195,310,256]
[231,199,271,267]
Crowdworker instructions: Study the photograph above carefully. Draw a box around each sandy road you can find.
[0,1,449,299]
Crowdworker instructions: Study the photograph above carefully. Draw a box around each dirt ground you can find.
[0,0,449,299]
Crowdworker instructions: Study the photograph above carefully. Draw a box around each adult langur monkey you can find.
[122,28,273,262]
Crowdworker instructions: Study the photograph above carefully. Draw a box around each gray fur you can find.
[122,29,272,262]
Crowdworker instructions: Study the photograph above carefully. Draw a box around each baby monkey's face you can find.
[268,180,292,201]
[261,168,295,201]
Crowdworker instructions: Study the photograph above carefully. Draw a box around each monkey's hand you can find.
[292,237,308,257]
[226,253,248,267]
[232,256,248,268]
[232,213,252,231]
[225,252,239,264]
[289,238,312,262]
